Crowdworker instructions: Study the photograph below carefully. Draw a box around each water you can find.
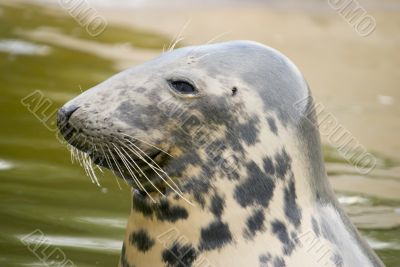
[0,2,399,267]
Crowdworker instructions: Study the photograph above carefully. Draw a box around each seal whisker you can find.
[81,141,100,186]
[99,145,122,190]
[167,19,190,51]
[117,140,193,206]
[67,140,103,186]
[119,139,181,192]
[76,150,89,175]
[106,144,132,188]
[95,164,103,173]
[112,144,156,202]
[120,139,184,195]
[114,146,143,189]
[71,146,79,164]
[115,144,165,199]
[121,133,174,158]
[169,37,184,52]
[92,140,104,173]
[65,144,72,163]
[89,159,101,186]
[205,31,231,45]
[78,150,95,184]
[111,144,147,190]
[66,144,75,164]
[120,140,164,172]
[113,144,143,176]
[75,149,84,168]
[84,152,101,186]
[119,138,194,205]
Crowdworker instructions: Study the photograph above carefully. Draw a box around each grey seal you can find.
[57,41,384,267]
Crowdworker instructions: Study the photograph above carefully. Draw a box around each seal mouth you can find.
[61,130,177,194]
[57,114,185,200]
[68,139,188,202]
[90,149,163,175]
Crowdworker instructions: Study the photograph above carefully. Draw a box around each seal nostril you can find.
[58,105,79,123]
[58,105,79,125]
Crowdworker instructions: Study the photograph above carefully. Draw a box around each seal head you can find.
[57,40,311,192]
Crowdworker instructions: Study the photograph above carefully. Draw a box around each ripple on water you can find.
[338,195,370,206]
[77,217,127,229]
[366,237,400,250]
[0,39,51,56]
[18,234,122,252]
[0,159,13,170]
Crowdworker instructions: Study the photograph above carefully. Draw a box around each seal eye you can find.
[169,80,197,95]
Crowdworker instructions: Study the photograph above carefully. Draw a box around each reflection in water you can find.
[337,195,370,205]
[366,237,400,250]
[0,39,51,56]
[77,217,127,229]
[0,159,14,170]
[18,234,122,251]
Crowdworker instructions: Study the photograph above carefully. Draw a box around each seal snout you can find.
[57,104,79,140]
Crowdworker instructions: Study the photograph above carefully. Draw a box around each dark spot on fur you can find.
[156,199,189,222]
[167,152,203,177]
[215,151,240,180]
[209,193,225,219]
[244,208,265,239]
[332,253,344,267]
[182,177,211,207]
[132,195,188,222]
[162,242,197,267]
[290,231,299,245]
[206,140,226,157]
[200,163,216,180]
[267,117,278,135]
[311,217,320,237]
[274,148,292,179]
[284,177,302,227]
[117,101,155,131]
[234,161,275,208]
[259,253,272,266]
[199,220,232,251]
[263,156,275,175]
[273,257,286,267]
[238,116,260,145]
[320,217,337,243]
[180,113,204,136]
[271,220,295,255]
[226,169,240,180]
[129,229,155,252]
[132,193,153,218]
[225,130,246,156]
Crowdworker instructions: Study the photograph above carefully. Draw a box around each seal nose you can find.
[57,105,79,129]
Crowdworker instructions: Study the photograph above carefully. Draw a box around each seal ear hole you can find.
[231,87,238,96]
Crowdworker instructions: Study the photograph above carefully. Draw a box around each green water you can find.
[0,3,398,267]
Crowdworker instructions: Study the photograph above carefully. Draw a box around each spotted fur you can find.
[58,41,384,267]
